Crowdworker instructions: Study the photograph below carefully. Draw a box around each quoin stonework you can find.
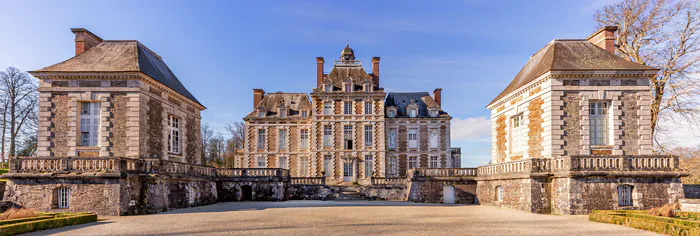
[1,27,688,216]
[241,45,458,185]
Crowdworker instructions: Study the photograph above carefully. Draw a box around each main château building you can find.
[242,45,459,185]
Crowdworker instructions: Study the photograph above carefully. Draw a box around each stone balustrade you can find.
[371,177,407,186]
[291,177,325,185]
[414,168,478,177]
[477,158,551,177]
[214,168,289,178]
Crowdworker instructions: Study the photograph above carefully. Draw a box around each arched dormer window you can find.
[363,82,373,93]
[344,82,353,92]
[257,108,266,118]
[428,107,439,118]
[301,110,308,118]
[324,83,333,93]
[277,103,287,118]
[386,106,397,118]
[407,100,419,118]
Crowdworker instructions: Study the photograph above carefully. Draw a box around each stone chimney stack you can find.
[372,57,380,86]
[587,26,618,54]
[253,89,265,108]
[316,57,325,87]
[433,88,442,107]
[71,28,103,55]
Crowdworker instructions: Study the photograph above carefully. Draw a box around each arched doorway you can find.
[443,185,455,204]
[241,185,253,201]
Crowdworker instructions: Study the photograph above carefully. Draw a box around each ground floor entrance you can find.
[343,159,356,183]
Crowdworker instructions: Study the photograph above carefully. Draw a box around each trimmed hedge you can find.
[0,212,97,236]
[0,216,53,226]
[590,210,700,236]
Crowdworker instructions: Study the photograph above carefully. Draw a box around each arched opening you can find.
[443,185,455,204]
[241,185,253,201]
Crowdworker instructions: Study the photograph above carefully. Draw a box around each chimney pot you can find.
[587,26,618,53]
[253,89,265,109]
[71,28,103,55]
[372,57,380,86]
[433,88,442,107]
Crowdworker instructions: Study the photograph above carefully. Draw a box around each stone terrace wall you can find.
[409,181,476,204]
[4,178,123,215]
[476,178,537,212]
[218,181,287,201]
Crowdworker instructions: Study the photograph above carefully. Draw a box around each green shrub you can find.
[590,210,700,236]
[0,212,97,236]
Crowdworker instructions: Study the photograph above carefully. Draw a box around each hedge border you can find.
[0,212,97,236]
[0,216,53,226]
[590,210,700,236]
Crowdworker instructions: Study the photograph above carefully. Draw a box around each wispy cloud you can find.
[451,116,491,142]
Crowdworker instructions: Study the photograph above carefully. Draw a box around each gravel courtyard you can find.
[31,201,657,236]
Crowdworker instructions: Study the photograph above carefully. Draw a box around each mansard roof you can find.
[487,39,657,107]
[246,92,311,119]
[324,66,375,90]
[32,40,203,107]
[385,92,448,118]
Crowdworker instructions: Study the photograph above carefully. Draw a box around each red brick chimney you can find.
[433,88,442,107]
[372,57,380,86]
[316,57,325,87]
[253,89,265,108]
[71,28,103,55]
[587,26,618,53]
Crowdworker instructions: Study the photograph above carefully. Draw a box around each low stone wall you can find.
[680,198,700,212]
[360,185,407,201]
[410,181,477,204]
[684,184,700,199]
[288,185,338,200]
[218,181,287,201]
[4,178,123,215]
[476,178,537,211]
[136,178,218,215]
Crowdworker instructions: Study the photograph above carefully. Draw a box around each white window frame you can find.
[408,156,418,169]
[278,129,287,149]
[325,84,332,93]
[57,187,70,209]
[323,125,332,147]
[590,101,609,146]
[365,101,372,115]
[258,110,265,118]
[345,83,352,92]
[618,185,633,207]
[257,129,265,149]
[323,101,333,115]
[79,102,100,147]
[387,128,397,149]
[364,84,372,93]
[387,157,398,176]
[429,129,439,149]
[168,115,181,154]
[364,155,373,177]
[279,156,288,169]
[408,108,418,118]
[429,156,439,168]
[300,157,309,177]
[324,155,332,177]
[364,125,373,147]
[387,109,396,118]
[301,110,308,118]
[344,101,353,115]
[511,114,525,153]
[496,186,504,202]
[300,129,309,149]
[408,129,418,149]
[344,125,353,149]
[257,157,266,168]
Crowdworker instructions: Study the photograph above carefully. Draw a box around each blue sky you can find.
[0,0,622,167]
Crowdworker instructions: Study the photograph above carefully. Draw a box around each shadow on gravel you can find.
[23,221,113,236]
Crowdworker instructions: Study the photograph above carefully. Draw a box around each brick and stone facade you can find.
[242,45,459,185]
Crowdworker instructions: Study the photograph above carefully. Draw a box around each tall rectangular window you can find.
[168,115,180,154]
[387,129,397,149]
[257,129,265,149]
[278,129,287,149]
[429,129,439,149]
[590,101,609,145]
[79,102,100,146]
[511,114,524,153]
[409,157,418,169]
[324,101,332,115]
[365,101,372,114]
[324,155,332,177]
[300,129,309,149]
[408,129,418,149]
[300,157,309,177]
[301,111,308,118]
[365,155,373,177]
[344,125,353,149]
[618,185,633,207]
[257,157,266,168]
[387,157,398,176]
[429,156,439,168]
[344,101,353,115]
[57,187,70,209]
[345,83,352,92]
[323,125,332,147]
[364,125,373,147]
[279,157,287,169]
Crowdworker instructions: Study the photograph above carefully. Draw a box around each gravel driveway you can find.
[29,200,658,236]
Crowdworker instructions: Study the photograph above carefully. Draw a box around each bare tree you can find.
[225,121,245,149]
[594,0,700,144]
[200,123,213,165]
[0,67,38,160]
[207,132,226,167]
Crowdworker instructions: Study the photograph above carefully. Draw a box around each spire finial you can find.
[346,40,349,47]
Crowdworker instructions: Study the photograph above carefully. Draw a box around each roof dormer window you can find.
[301,110,308,118]
[364,84,372,93]
[324,84,332,93]
[428,108,438,118]
[279,108,286,118]
[386,107,397,118]
[408,108,418,118]
[258,109,266,118]
[344,83,353,92]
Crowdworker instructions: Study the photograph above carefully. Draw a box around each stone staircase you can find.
[333,185,366,201]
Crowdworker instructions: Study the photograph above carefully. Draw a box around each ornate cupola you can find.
[340,43,355,61]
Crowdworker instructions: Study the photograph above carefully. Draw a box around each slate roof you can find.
[488,39,658,106]
[247,92,311,118]
[32,40,203,107]
[385,92,447,118]
[324,66,375,90]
